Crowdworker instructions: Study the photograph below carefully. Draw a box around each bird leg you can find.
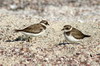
[26,36,33,42]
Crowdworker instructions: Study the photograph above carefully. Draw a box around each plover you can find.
[15,20,49,41]
[61,25,90,44]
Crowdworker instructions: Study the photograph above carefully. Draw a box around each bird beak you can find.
[47,23,49,25]
[61,28,64,31]
[45,23,49,25]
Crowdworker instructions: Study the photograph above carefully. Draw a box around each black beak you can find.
[47,23,49,25]
[46,23,49,25]
[61,28,64,31]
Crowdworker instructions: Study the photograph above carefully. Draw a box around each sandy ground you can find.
[0,5,100,66]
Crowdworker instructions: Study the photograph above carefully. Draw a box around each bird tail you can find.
[14,29,23,32]
[84,35,91,37]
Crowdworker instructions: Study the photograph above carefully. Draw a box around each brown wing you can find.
[22,24,46,34]
[71,28,85,39]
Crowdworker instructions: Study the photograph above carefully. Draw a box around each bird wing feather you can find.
[71,28,84,39]
[23,24,45,34]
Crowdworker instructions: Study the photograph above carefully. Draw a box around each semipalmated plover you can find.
[61,25,90,44]
[15,20,49,41]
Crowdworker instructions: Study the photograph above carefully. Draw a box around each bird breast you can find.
[22,30,46,37]
[64,34,80,42]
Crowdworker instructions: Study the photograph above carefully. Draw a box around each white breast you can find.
[64,34,80,42]
[22,30,45,37]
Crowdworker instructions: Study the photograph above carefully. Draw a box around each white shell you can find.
[9,4,18,9]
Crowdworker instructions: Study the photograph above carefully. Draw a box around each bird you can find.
[15,20,49,41]
[61,25,91,44]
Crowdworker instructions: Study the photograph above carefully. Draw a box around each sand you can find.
[0,4,100,66]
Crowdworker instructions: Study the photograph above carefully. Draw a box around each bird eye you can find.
[66,28,68,29]
[66,27,70,30]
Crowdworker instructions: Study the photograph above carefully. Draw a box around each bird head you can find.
[40,20,49,25]
[61,25,72,32]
